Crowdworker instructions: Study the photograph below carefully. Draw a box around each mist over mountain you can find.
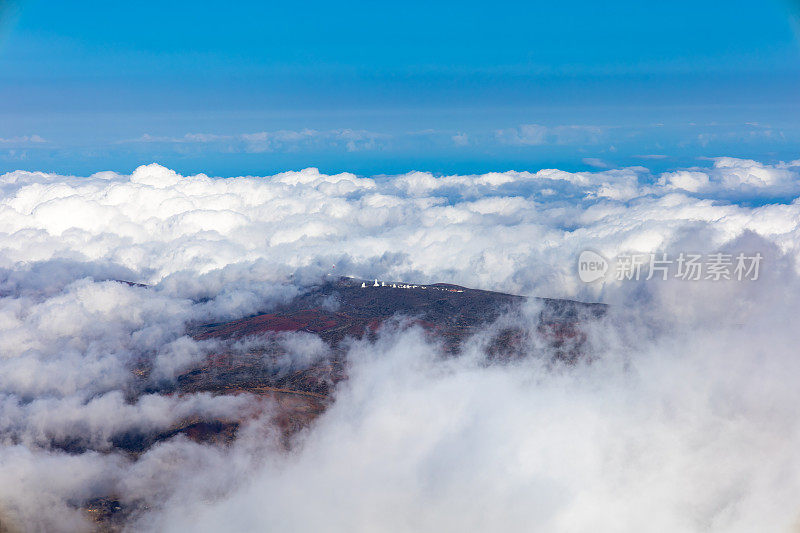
[1,160,800,532]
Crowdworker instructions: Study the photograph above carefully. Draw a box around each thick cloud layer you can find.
[1,158,799,532]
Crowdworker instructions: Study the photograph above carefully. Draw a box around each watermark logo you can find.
[577,251,762,283]
[578,250,609,283]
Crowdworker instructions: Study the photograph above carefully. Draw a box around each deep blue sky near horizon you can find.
[1,0,799,176]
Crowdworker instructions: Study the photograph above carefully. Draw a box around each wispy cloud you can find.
[632,154,667,160]
[581,157,609,168]
[0,135,47,144]
[495,124,606,146]
[126,129,389,153]
[452,132,469,146]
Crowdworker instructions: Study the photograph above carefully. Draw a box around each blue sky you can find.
[1,0,799,176]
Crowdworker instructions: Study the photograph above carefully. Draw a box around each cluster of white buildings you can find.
[359,279,463,293]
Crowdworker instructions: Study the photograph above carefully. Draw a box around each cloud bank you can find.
[1,157,800,531]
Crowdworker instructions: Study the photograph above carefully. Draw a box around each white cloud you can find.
[0,160,798,291]
[0,158,800,530]
[152,300,800,533]
[659,158,800,197]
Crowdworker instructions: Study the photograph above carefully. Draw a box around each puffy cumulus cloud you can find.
[2,160,800,298]
[658,158,800,199]
[0,278,195,396]
[0,158,800,531]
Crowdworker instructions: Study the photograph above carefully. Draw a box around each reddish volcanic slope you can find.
[192,277,605,347]
[178,277,606,401]
[195,309,376,342]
